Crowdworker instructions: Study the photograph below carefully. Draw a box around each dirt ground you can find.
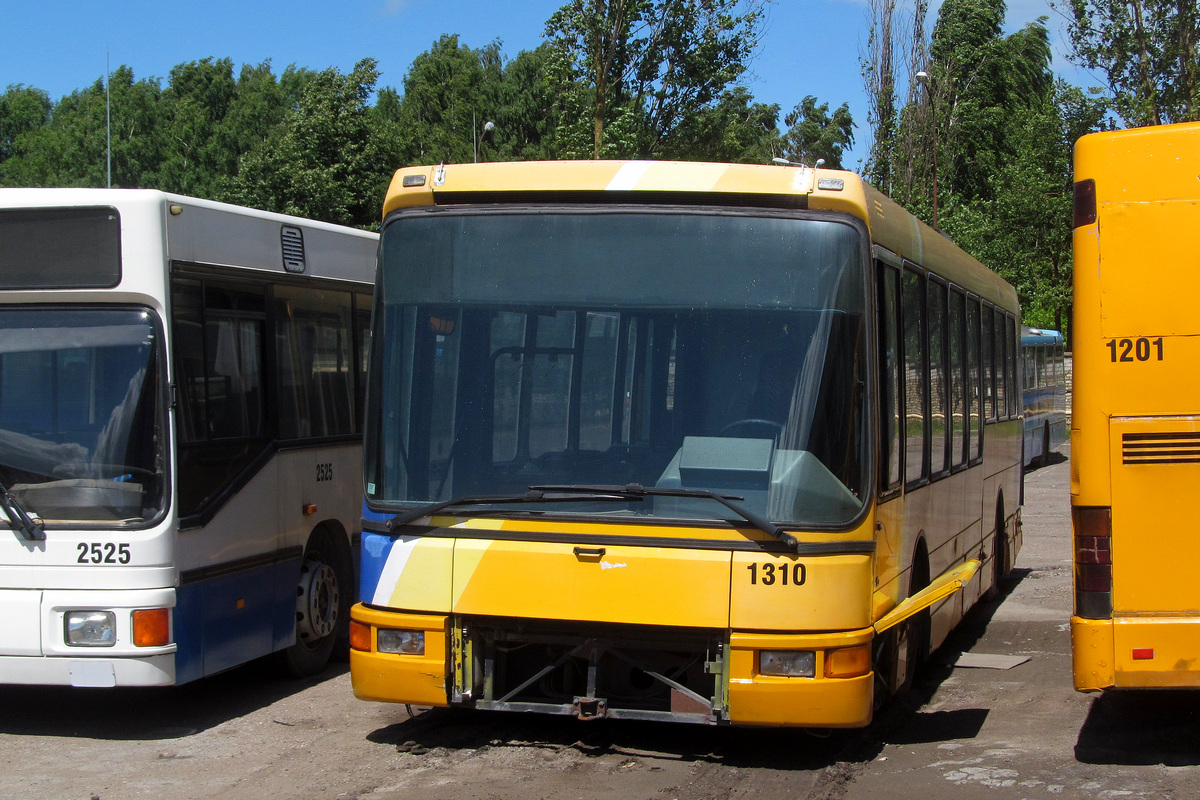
[4,445,1200,800]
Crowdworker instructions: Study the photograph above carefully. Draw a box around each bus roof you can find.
[382,160,1018,312]
[1022,326,1064,346]
[0,188,377,288]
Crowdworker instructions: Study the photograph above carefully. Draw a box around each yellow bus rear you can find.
[1072,121,1200,691]
[351,161,1022,726]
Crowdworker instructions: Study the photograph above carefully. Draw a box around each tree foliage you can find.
[0,5,855,228]
[1061,0,1199,125]
[545,0,768,158]
[860,0,1104,340]
[779,96,854,168]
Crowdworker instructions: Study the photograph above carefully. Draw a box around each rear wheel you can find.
[893,549,931,694]
[985,501,1007,602]
[277,527,352,678]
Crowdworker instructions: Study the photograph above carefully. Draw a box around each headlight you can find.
[65,611,116,647]
[759,649,815,677]
[377,629,425,655]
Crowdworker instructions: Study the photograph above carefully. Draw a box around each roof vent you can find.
[281,225,306,273]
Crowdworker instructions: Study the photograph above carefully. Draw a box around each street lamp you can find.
[474,117,495,163]
[915,71,939,229]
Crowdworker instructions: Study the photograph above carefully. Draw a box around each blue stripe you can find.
[360,530,396,603]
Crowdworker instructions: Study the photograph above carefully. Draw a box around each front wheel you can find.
[277,528,352,678]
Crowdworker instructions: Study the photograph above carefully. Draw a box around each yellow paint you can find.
[1072,121,1200,690]
[1071,616,1115,691]
[349,605,449,706]
[729,552,873,631]
[727,627,874,727]
[451,539,732,628]
[386,537,454,612]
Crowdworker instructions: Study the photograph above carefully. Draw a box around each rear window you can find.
[0,206,121,289]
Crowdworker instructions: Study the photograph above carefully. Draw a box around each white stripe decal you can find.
[607,161,653,192]
[372,535,419,605]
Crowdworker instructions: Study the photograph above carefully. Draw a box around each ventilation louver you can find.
[1122,431,1200,465]
[281,225,306,273]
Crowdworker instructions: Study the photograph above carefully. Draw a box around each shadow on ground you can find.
[0,658,347,741]
[1076,689,1200,766]
[365,572,1029,775]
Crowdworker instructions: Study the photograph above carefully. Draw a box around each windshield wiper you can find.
[0,480,44,541]
[531,483,801,553]
[385,488,641,530]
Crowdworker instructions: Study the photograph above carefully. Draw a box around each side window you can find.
[968,297,982,460]
[994,310,1007,419]
[274,286,357,439]
[928,278,949,476]
[902,268,927,486]
[171,274,269,520]
[949,287,966,468]
[1007,315,1019,418]
[354,292,373,434]
[200,282,266,440]
[172,278,206,444]
[983,305,995,421]
[878,264,902,492]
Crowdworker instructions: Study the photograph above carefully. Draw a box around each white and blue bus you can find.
[0,189,376,686]
[1021,326,1068,468]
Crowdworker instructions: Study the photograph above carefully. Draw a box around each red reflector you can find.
[1077,563,1112,592]
[1076,535,1112,565]
[1132,648,1154,660]
[1073,179,1097,228]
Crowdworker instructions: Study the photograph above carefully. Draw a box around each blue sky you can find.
[3,0,1099,168]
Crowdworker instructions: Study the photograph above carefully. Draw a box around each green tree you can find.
[660,86,779,163]
[158,58,238,197]
[1061,0,1199,125]
[545,0,767,158]
[0,85,51,164]
[226,58,382,226]
[391,35,505,164]
[779,95,854,168]
[2,66,163,189]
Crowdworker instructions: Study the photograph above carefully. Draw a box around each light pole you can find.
[915,71,939,229]
[474,117,495,163]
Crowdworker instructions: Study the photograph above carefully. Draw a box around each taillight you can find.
[1073,506,1112,618]
[1073,179,1097,228]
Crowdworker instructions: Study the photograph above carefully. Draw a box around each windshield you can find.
[366,208,870,527]
[0,308,165,525]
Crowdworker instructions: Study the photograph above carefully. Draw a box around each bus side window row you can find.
[878,261,1019,494]
[171,272,372,519]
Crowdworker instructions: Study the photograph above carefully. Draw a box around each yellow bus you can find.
[350,161,1023,727]
[1071,121,1200,691]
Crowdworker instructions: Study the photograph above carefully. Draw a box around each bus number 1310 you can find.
[747,562,806,586]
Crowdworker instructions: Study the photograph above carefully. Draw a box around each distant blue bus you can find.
[1021,327,1068,467]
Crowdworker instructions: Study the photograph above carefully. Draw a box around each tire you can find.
[277,527,352,678]
[894,549,931,694]
[985,502,1007,602]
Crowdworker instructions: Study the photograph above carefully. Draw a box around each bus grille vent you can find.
[281,225,306,273]
[1122,432,1200,464]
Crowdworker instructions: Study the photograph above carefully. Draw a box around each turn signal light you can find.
[825,644,871,679]
[132,608,170,647]
[349,620,372,652]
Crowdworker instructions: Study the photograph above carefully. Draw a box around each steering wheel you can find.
[718,419,784,439]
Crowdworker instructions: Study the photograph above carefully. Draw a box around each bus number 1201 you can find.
[1107,337,1164,363]
[747,562,806,586]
